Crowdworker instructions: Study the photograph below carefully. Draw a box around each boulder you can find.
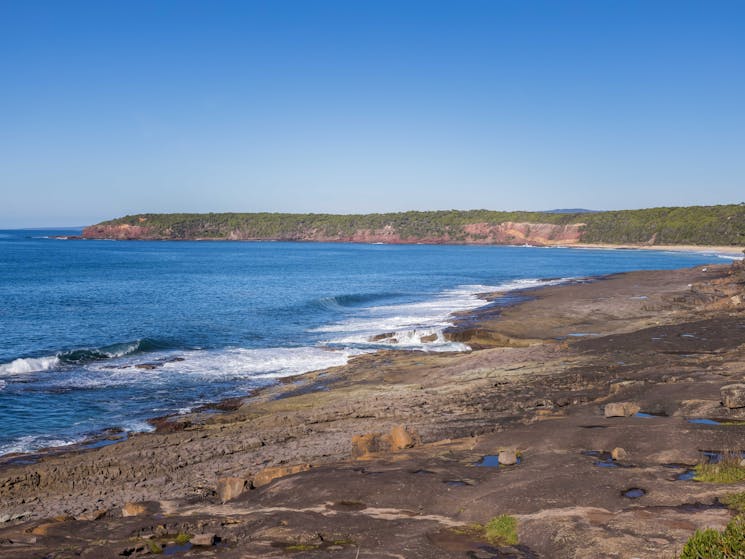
[611,447,628,461]
[121,502,148,517]
[604,402,640,418]
[352,425,419,458]
[252,464,311,488]
[216,477,248,502]
[721,384,745,409]
[498,448,519,465]
[351,433,387,459]
[191,533,216,546]
[389,425,416,450]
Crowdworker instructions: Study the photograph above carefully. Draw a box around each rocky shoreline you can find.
[2,262,745,558]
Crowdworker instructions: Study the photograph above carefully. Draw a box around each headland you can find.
[80,205,745,252]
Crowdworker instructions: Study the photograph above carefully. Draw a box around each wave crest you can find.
[0,338,170,375]
[313,292,402,312]
[58,339,165,364]
[0,356,61,375]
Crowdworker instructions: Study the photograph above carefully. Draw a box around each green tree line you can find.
[88,204,745,245]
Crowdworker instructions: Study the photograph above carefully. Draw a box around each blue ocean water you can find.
[0,229,729,455]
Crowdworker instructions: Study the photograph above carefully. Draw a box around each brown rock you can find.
[370,332,396,342]
[252,464,311,488]
[121,502,148,517]
[351,426,419,459]
[31,522,57,536]
[190,533,216,546]
[76,508,107,521]
[389,425,416,450]
[351,433,387,459]
[498,448,519,465]
[721,384,745,409]
[216,477,248,502]
[604,402,640,418]
[611,447,628,461]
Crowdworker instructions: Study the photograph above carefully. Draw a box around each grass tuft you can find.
[173,533,192,545]
[484,515,519,546]
[452,515,519,546]
[695,452,745,484]
[722,491,745,513]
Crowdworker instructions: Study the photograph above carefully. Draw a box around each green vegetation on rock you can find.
[695,454,745,483]
[722,492,745,513]
[680,514,745,559]
[484,515,519,546]
[454,514,519,546]
[85,203,745,246]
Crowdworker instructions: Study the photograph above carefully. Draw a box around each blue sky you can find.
[1,0,744,227]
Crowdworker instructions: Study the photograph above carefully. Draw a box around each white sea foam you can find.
[163,346,367,379]
[716,254,744,261]
[0,434,83,456]
[121,420,155,433]
[0,356,60,375]
[318,277,573,352]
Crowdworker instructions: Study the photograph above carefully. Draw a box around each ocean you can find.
[0,229,729,456]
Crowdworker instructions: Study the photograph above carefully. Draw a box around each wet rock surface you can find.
[1,263,745,558]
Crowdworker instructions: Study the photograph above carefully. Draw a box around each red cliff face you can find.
[83,221,584,245]
[82,224,158,240]
[461,222,584,245]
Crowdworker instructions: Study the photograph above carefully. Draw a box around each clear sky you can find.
[1,0,744,227]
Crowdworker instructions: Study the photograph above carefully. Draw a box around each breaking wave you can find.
[318,277,574,352]
[311,292,403,312]
[0,356,61,375]
[0,338,170,375]
[58,339,168,364]
[0,434,83,456]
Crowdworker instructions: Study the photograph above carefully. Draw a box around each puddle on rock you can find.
[634,411,667,418]
[427,529,539,558]
[444,478,475,487]
[688,418,722,425]
[623,488,646,499]
[163,543,193,556]
[411,469,436,475]
[475,455,522,467]
[676,501,727,512]
[702,450,745,464]
[581,450,632,469]
[663,463,697,481]
[676,470,696,481]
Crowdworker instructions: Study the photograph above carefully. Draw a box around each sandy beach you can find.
[1,261,745,558]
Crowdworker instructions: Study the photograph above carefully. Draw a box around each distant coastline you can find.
[81,205,745,249]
